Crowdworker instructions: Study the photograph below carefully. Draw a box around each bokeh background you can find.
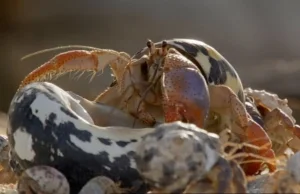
[1,0,300,127]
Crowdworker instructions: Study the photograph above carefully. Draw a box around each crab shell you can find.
[132,39,245,103]
[7,82,153,194]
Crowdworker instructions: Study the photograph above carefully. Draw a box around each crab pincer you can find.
[19,49,130,89]
[161,53,210,128]
[239,119,276,175]
[146,40,210,128]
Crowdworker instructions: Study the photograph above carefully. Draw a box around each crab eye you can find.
[141,61,149,81]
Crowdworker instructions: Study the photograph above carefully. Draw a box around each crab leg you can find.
[19,49,131,90]
[239,121,276,175]
[209,85,276,175]
[161,52,210,128]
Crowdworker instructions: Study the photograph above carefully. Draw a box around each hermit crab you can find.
[16,38,276,176]
[18,38,245,127]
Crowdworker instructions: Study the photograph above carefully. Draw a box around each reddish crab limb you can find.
[241,120,276,175]
[209,85,276,175]
[244,120,272,150]
[161,52,210,128]
[19,49,131,90]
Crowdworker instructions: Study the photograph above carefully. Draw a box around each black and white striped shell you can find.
[133,39,245,102]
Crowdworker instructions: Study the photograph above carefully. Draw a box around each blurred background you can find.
[1,0,300,127]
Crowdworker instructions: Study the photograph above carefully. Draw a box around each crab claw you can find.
[240,120,276,175]
[161,51,210,128]
[17,165,70,194]
[19,49,131,90]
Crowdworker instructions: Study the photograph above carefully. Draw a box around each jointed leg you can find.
[19,49,130,91]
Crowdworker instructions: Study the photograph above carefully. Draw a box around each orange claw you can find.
[241,120,276,175]
[161,51,210,129]
[19,49,130,90]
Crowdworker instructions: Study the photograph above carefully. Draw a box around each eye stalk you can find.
[161,40,168,55]
[147,39,156,55]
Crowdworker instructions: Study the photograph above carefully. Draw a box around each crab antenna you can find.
[161,40,168,55]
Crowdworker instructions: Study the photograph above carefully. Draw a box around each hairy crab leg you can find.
[238,119,276,175]
[161,50,210,128]
[19,49,131,90]
[208,85,276,175]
